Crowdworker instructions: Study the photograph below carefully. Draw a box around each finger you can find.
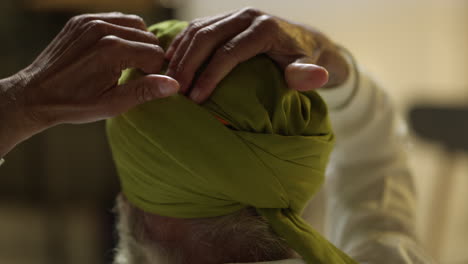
[97,36,166,75]
[166,17,228,74]
[47,24,160,75]
[166,13,236,76]
[164,26,188,59]
[43,14,154,70]
[72,12,147,31]
[165,12,232,59]
[105,74,179,116]
[168,14,253,93]
[189,18,273,103]
[285,60,329,91]
[59,13,149,54]
[76,20,158,51]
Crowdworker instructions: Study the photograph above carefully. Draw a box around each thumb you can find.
[108,74,179,114]
[285,57,329,91]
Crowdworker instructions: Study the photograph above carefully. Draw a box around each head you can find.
[107,20,337,264]
[113,194,295,264]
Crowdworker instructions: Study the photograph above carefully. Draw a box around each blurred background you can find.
[0,0,467,263]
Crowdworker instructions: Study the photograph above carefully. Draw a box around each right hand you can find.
[6,12,179,130]
[164,8,347,104]
[0,12,179,157]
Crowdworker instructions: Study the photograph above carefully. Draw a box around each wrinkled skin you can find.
[165,7,348,103]
[0,12,179,156]
[20,12,180,125]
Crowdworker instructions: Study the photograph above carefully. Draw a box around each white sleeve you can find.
[0,158,4,167]
[317,49,436,264]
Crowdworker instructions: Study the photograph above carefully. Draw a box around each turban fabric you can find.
[107,20,357,264]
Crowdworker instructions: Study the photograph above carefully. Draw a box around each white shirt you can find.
[230,51,436,264]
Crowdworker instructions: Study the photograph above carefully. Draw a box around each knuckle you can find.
[188,18,203,28]
[257,14,276,26]
[97,35,123,50]
[69,14,87,25]
[256,15,279,31]
[75,14,97,26]
[187,20,205,36]
[85,19,108,34]
[217,42,238,60]
[68,14,91,30]
[127,14,145,25]
[193,26,214,42]
[68,16,79,26]
[110,11,124,16]
[241,7,262,17]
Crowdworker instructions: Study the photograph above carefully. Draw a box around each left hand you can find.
[165,8,348,103]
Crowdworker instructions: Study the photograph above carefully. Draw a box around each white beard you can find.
[113,195,178,264]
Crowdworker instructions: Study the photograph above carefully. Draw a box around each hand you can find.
[165,8,349,103]
[0,12,179,157]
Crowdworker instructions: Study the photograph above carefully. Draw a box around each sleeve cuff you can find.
[317,47,378,138]
[0,158,4,167]
[317,46,358,110]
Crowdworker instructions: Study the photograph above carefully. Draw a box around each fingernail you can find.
[287,63,329,90]
[189,88,201,102]
[319,65,329,77]
[160,81,179,97]
[290,63,317,82]
[316,66,329,88]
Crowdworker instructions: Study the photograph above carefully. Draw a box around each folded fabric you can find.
[107,20,357,264]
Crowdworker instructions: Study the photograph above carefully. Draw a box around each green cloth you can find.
[107,20,358,264]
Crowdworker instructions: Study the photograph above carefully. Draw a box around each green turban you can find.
[107,20,357,264]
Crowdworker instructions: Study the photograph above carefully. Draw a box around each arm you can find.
[0,75,38,158]
[0,12,179,159]
[318,50,436,264]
